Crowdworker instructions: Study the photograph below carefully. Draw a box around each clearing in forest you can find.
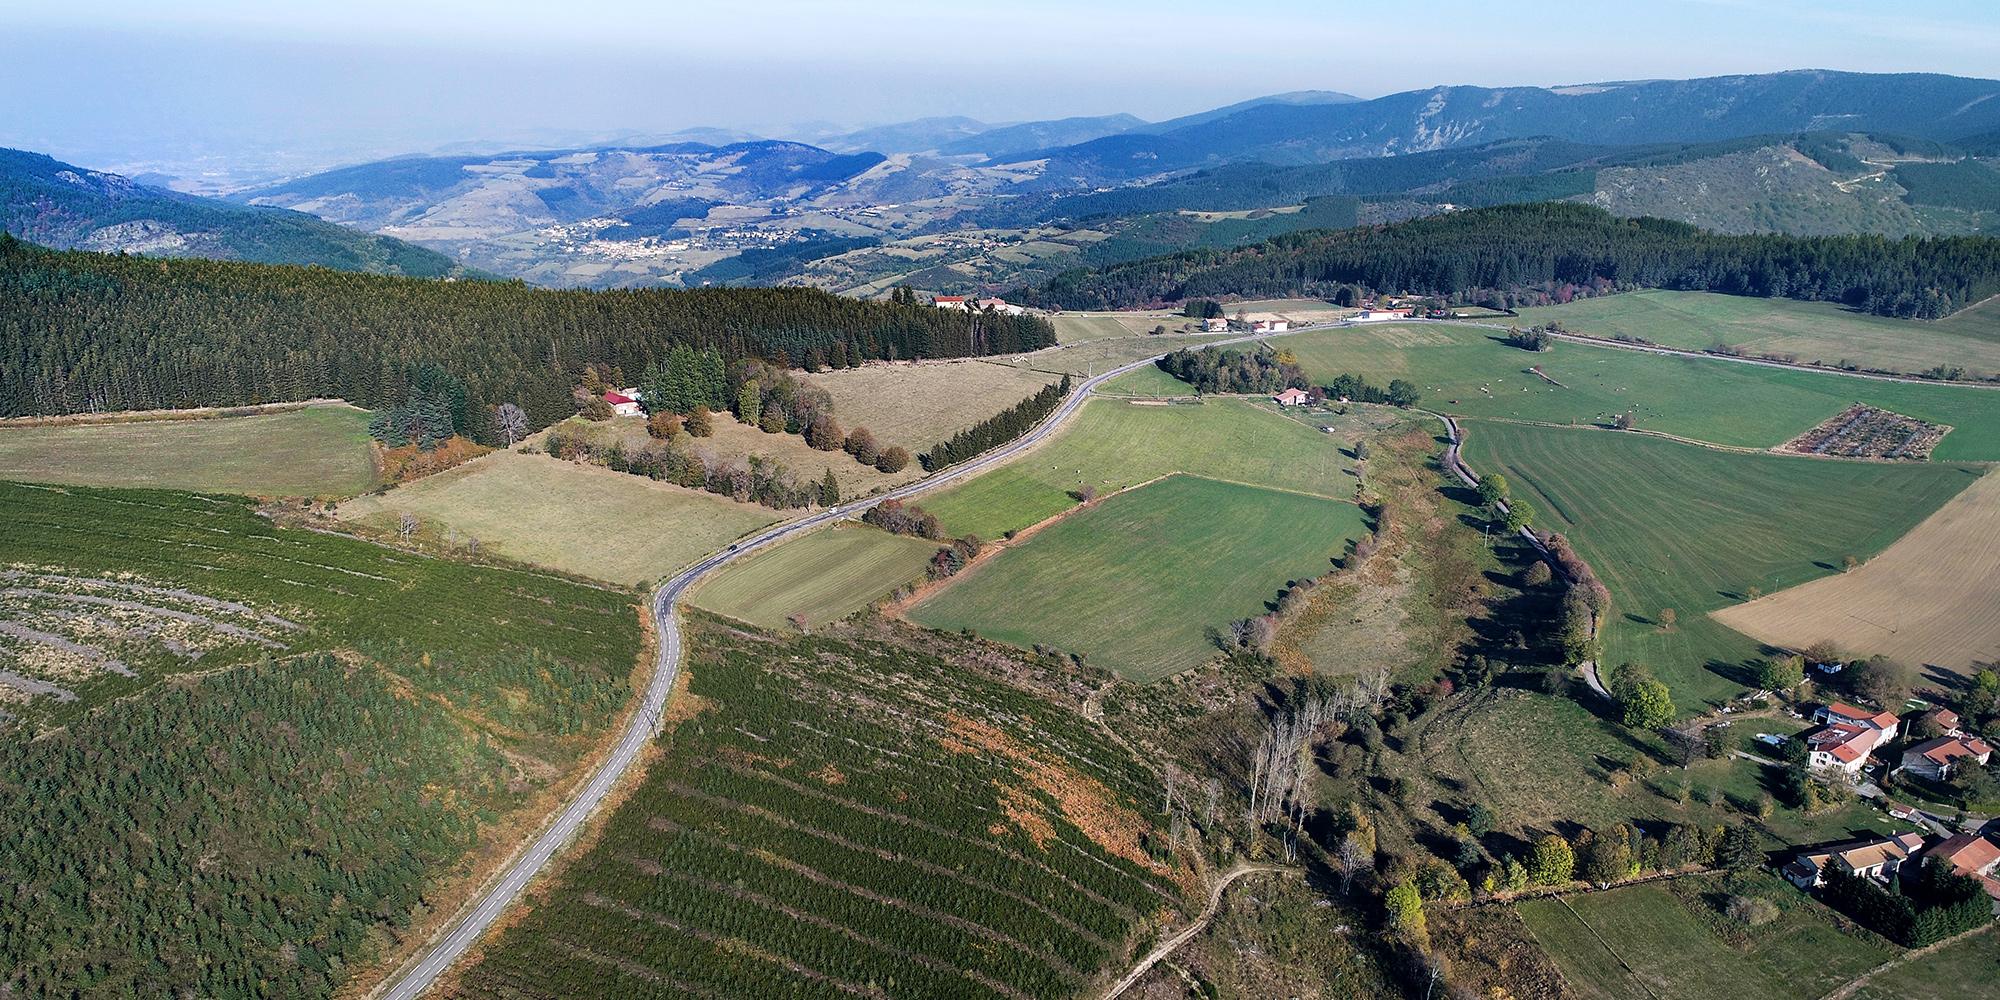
[911,474,1369,682]
[452,614,1189,1000]
[0,403,377,497]
[1461,420,1977,710]
[337,450,779,586]
[1514,289,2000,379]
[1516,875,1893,1000]
[1713,468,2000,675]
[920,397,1383,540]
[1279,322,2000,461]
[691,523,938,629]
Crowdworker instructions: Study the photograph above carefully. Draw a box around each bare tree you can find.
[1161,762,1181,817]
[496,402,528,447]
[1336,831,1371,894]
[397,512,418,545]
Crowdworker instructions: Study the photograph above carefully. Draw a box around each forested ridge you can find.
[1022,203,2000,318]
[0,236,1055,427]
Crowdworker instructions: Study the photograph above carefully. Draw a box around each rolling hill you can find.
[1020,70,2000,183]
[0,148,468,276]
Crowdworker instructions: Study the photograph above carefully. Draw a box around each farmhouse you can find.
[1249,319,1290,333]
[1203,317,1229,332]
[1784,832,1927,889]
[1353,307,1414,322]
[1273,388,1311,407]
[1918,834,2000,909]
[603,389,643,418]
[932,295,969,310]
[1916,706,1965,736]
[974,296,1025,316]
[1816,702,1901,740]
[1805,722,1887,775]
[1899,734,1994,781]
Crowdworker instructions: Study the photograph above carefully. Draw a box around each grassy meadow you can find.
[691,523,938,628]
[911,474,1369,681]
[1281,323,2000,461]
[1516,875,1894,1000]
[801,361,1058,453]
[1515,289,2000,378]
[0,403,377,497]
[564,412,922,496]
[337,451,779,586]
[1462,420,1979,710]
[920,397,1381,540]
[1846,927,2000,1000]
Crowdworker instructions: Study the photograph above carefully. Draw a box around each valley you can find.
[10,31,2000,1000]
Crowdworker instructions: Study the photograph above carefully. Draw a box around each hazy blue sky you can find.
[5,0,1998,180]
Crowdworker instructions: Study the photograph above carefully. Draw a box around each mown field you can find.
[1049,309,1189,342]
[337,451,779,586]
[1515,289,2000,379]
[1517,875,1894,1000]
[453,614,1189,1000]
[1462,421,1978,710]
[911,474,1369,682]
[691,523,938,629]
[1713,468,2000,674]
[0,480,639,997]
[1100,363,1202,396]
[920,397,1382,540]
[0,403,377,497]
[1847,926,2000,1000]
[1282,323,2000,461]
[802,361,1058,453]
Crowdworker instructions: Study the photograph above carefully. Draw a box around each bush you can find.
[579,398,615,421]
[647,411,683,439]
[1724,895,1779,927]
[875,446,911,473]
[686,406,714,437]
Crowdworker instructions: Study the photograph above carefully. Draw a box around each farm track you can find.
[374,321,1342,998]
[1100,863,1288,999]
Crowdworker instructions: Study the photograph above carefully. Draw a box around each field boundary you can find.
[0,397,357,427]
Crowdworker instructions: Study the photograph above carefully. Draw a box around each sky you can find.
[4,0,1998,183]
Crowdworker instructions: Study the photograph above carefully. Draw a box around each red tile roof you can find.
[1923,834,2000,879]
[1825,702,1899,729]
[603,390,635,405]
[1911,735,1993,767]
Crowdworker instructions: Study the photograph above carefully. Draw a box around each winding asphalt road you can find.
[374,323,1339,998]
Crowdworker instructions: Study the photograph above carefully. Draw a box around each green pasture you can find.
[1462,420,1979,710]
[0,404,377,497]
[1281,323,2000,461]
[920,397,1373,540]
[911,474,1368,682]
[1515,289,2000,379]
[691,523,938,628]
[1517,875,1893,1000]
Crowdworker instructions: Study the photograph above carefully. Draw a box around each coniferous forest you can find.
[1022,203,2000,318]
[0,236,1056,430]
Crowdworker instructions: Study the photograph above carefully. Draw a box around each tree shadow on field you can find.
[1624,612,1655,626]
[1440,483,1484,508]
[1704,657,1761,690]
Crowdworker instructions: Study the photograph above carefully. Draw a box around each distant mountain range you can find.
[0,148,468,277]
[1014,70,2000,184]
[18,69,2000,291]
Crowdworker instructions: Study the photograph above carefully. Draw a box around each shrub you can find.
[579,398,614,421]
[686,406,714,437]
[647,411,682,439]
[875,446,911,474]
[1724,895,1779,927]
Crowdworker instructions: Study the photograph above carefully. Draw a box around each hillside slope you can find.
[1025,70,2000,183]
[0,148,467,276]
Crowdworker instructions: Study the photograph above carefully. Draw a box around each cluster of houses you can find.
[1785,829,2000,911]
[1782,701,2000,909]
[1197,316,1289,333]
[931,295,1025,317]
[1801,703,1992,781]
